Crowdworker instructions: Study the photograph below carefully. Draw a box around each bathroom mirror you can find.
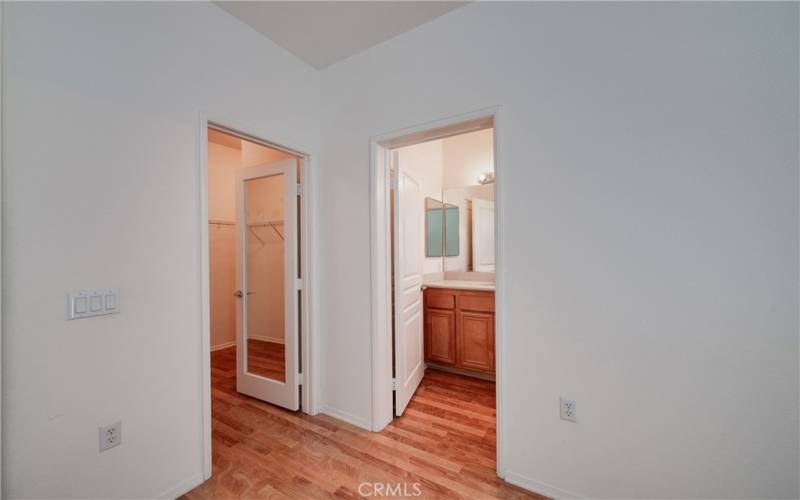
[425,197,443,257]
[426,197,460,258]
[442,184,495,272]
[444,203,459,257]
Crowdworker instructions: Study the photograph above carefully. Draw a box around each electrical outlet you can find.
[99,421,122,451]
[560,398,576,422]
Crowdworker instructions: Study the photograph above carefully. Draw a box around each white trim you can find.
[492,107,505,477]
[1,1,5,496]
[247,335,285,345]
[321,406,372,431]
[210,340,236,352]
[368,106,504,465]
[197,112,318,482]
[369,141,394,431]
[504,471,586,500]
[299,153,319,415]
[197,116,212,481]
[154,472,205,500]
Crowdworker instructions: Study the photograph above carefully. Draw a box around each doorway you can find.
[201,123,314,480]
[371,109,503,474]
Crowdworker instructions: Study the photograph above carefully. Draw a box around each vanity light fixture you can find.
[477,172,495,185]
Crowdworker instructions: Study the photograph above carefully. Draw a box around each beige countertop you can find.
[423,280,495,291]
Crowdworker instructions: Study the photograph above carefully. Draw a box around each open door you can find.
[472,198,495,272]
[393,152,425,416]
[234,159,299,410]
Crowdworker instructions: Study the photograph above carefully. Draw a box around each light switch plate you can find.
[68,289,120,319]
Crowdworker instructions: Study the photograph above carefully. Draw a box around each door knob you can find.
[234,290,243,298]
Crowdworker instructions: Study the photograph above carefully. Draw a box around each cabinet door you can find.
[425,308,456,365]
[457,311,495,373]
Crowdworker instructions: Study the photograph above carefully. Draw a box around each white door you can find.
[472,198,495,272]
[234,159,299,410]
[393,153,425,416]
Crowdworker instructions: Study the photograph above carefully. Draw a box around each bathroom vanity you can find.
[421,177,496,379]
[423,283,495,378]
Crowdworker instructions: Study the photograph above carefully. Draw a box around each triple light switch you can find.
[68,289,119,319]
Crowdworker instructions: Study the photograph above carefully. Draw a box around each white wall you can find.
[208,142,242,223]
[318,3,799,499]
[442,128,494,189]
[208,142,240,350]
[2,2,319,498]
[241,140,293,168]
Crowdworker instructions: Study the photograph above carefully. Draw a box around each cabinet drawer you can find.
[425,290,456,310]
[458,293,495,313]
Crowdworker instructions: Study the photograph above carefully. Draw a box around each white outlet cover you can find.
[560,397,577,422]
[99,421,122,452]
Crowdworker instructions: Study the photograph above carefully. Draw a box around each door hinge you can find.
[296,278,303,290]
[296,184,302,196]
[297,372,303,385]
[392,378,397,390]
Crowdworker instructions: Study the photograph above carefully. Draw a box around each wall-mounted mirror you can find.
[444,203,459,257]
[442,184,495,272]
[425,197,443,257]
[426,197,460,259]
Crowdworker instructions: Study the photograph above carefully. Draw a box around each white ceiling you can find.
[214,1,469,69]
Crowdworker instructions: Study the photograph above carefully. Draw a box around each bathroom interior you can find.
[393,126,496,390]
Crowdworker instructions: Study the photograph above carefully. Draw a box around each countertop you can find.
[423,280,495,291]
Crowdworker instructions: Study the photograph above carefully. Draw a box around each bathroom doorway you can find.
[370,109,504,476]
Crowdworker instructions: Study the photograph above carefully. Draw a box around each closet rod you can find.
[247,220,284,228]
[208,219,285,241]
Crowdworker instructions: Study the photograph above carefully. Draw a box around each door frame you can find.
[368,106,506,477]
[198,113,318,480]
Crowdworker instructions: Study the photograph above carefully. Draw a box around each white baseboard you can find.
[155,472,205,499]
[210,340,236,352]
[321,405,371,431]
[504,471,585,500]
[211,337,285,351]
[249,334,285,344]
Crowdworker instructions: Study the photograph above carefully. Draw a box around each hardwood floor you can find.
[183,347,544,499]
[247,339,285,381]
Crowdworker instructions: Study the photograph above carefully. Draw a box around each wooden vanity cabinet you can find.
[424,287,495,375]
[425,308,456,365]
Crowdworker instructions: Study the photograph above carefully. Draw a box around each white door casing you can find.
[235,159,300,410]
[472,198,495,272]
[393,152,425,416]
